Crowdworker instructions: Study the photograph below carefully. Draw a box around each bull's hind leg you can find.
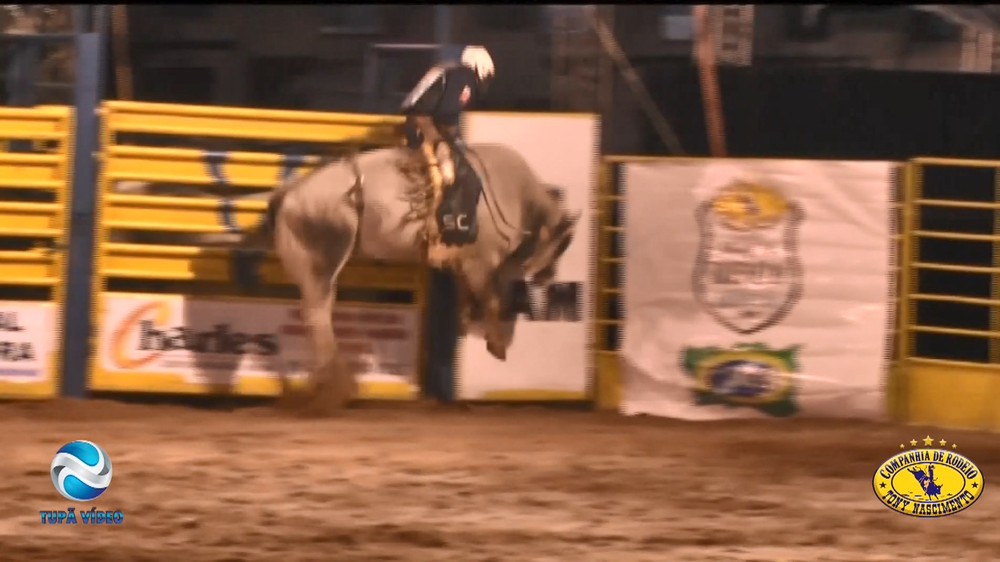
[274,216,358,417]
[299,278,344,415]
[298,276,357,416]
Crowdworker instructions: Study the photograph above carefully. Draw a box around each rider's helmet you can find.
[460,45,495,93]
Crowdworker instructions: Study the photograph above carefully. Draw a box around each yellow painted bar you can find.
[106,145,324,164]
[913,230,1000,242]
[478,390,589,401]
[911,156,1000,168]
[910,325,1000,338]
[913,262,999,274]
[0,250,59,285]
[102,244,421,290]
[911,293,1000,307]
[103,146,323,189]
[104,199,265,233]
[917,198,1000,210]
[90,371,416,400]
[0,153,67,189]
[0,106,71,140]
[102,100,404,145]
[0,202,63,235]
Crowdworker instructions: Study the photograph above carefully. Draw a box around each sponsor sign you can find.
[456,112,598,400]
[620,159,896,420]
[98,293,419,389]
[0,301,55,383]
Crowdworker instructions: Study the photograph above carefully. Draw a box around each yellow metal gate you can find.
[898,157,1000,430]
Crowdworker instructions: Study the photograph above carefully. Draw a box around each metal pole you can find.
[434,5,452,62]
[693,5,727,157]
[426,4,459,403]
[60,30,105,399]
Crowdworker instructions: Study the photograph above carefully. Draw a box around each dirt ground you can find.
[0,399,998,562]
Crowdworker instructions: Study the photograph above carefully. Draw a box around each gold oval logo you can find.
[710,181,789,230]
[873,445,984,518]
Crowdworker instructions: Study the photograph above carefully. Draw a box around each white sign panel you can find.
[457,113,598,399]
[621,160,896,420]
[99,293,419,388]
[0,301,55,382]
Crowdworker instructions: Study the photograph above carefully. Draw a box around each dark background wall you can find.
[119,5,1000,161]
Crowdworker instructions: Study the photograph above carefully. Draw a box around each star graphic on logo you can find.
[910,439,918,446]
[939,439,947,446]
[899,443,905,449]
[922,435,934,446]
[972,482,978,489]
[879,482,886,489]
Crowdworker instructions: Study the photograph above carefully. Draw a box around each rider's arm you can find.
[400,65,446,114]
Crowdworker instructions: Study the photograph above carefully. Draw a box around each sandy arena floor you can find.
[0,399,997,562]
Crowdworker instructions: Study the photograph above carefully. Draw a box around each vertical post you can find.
[60,31,104,399]
[895,161,918,423]
[693,5,727,157]
[991,168,1000,366]
[425,5,459,403]
[435,5,452,61]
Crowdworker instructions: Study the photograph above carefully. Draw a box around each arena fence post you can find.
[59,30,105,398]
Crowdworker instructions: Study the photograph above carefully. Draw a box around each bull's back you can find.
[354,148,426,262]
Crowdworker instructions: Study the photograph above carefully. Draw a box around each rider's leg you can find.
[414,116,446,211]
[436,141,455,186]
[412,116,451,267]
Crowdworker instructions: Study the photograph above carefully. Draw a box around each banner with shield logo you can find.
[619,159,897,420]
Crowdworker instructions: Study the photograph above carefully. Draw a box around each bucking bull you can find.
[114,143,578,415]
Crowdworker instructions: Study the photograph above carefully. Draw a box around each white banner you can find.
[621,160,896,420]
[456,113,598,400]
[0,301,55,383]
[98,293,419,388]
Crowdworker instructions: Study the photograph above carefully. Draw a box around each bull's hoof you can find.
[486,340,507,361]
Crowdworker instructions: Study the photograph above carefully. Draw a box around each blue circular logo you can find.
[50,440,113,502]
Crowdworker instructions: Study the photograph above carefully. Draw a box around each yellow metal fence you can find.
[88,101,426,399]
[1,100,997,430]
[0,105,73,398]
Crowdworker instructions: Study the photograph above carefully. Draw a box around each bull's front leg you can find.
[455,273,477,336]
[483,292,507,361]
[457,264,512,361]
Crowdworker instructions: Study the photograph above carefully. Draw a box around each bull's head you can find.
[522,209,580,286]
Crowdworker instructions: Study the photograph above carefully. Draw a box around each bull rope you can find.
[462,147,520,248]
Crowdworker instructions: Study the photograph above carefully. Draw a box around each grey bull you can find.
[114,143,578,414]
